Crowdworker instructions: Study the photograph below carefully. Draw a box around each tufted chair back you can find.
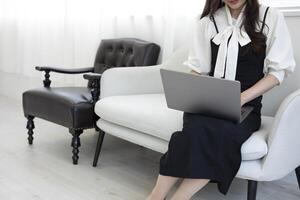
[87,38,160,88]
[93,38,161,74]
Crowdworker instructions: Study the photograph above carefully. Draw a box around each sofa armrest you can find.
[83,73,102,103]
[36,66,94,87]
[100,65,164,98]
[260,89,300,180]
[83,72,102,81]
[36,66,94,74]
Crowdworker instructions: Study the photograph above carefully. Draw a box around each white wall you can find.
[0,11,299,117]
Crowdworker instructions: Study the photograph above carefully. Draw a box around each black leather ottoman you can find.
[23,87,95,129]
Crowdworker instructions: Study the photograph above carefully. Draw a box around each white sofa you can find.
[93,49,300,200]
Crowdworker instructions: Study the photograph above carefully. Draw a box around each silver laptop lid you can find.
[160,69,242,123]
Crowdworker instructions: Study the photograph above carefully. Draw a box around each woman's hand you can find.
[240,74,280,107]
[241,92,247,107]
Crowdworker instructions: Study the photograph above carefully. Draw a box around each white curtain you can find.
[0,0,203,79]
[0,0,298,79]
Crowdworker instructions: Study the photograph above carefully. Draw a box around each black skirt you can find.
[159,112,261,195]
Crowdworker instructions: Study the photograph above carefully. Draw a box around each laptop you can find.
[160,68,253,123]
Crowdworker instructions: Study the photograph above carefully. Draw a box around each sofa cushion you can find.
[95,93,272,161]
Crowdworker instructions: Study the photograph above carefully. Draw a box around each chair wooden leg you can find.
[69,129,83,165]
[247,180,257,200]
[93,130,106,167]
[26,115,35,145]
[296,166,300,190]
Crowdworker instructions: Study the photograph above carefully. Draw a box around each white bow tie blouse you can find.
[183,4,296,84]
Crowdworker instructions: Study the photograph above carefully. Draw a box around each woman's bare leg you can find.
[170,178,210,200]
[146,174,179,200]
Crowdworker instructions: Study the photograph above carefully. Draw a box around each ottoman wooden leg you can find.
[26,115,35,145]
[69,129,83,165]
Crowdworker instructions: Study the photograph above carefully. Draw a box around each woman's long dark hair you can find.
[201,0,267,53]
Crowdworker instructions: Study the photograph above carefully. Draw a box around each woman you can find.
[147,0,296,199]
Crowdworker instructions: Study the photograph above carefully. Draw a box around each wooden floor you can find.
[0,95,299,200]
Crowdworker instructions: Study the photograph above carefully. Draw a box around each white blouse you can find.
[183,4,296,84]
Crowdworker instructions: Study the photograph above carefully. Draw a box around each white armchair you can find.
[93,49,300,200]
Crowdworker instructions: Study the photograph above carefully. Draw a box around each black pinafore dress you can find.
[159,7,270,195]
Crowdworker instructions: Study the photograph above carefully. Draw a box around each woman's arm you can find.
[241,74,280,106]
[242,8,296,107]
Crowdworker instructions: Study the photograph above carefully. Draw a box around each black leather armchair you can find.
[22,38,160,164]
